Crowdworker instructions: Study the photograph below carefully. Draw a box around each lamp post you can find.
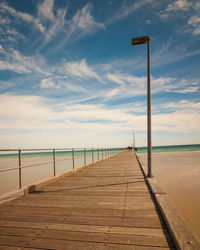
[131,36,152,177]
[132,133,135,148]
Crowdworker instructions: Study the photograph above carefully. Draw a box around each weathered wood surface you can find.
[0,151,175,249]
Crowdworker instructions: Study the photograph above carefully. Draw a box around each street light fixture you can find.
[131,36,152,178]
[132,133,135,148]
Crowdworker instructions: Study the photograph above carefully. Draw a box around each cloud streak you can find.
[62,59,104,83]
[0,46,49,75]
[0,94,199,137]
[106,0,153,24]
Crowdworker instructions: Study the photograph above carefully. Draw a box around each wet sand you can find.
[138,151,200,240]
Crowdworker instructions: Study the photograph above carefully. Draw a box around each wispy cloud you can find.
[106,72,125,85]
[38,0,55,21]
[0,46,49,75]
[63,59,104,83]
[158,0,200,37]
[166,0,191,12]
[40,78,87,93]
[105,71,178,99]
[151,43,200,68]
[0,1,104,52]
[187,15,200,35]
[40,78,60,89]
[158,0,192,20]
[167,86,199,94]
[57,3,104,49]
[37,0,67,45]
[106,0,153,24]
[0,1,45,33]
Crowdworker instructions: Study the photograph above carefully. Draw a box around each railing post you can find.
[53,149,56,176]
[84,148,86,165]
[92,148,94,162]
[72,148,75,170]
[98,148,99,160]
[18,149,22,189]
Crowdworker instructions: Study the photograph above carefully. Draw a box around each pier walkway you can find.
[0,151,174,249]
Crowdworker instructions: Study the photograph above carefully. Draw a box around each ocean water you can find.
[0,148,124,159]
[137,144,200,153]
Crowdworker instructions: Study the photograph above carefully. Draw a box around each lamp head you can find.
[132,36,150,46]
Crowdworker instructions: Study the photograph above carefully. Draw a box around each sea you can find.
[136,144,200,153]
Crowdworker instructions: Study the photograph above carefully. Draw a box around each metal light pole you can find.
[131,36,152,177]
[132,133,135,148]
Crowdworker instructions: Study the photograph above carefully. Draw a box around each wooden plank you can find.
[0,235,175,250]
[0,226,172,248]
[0,220,165,236]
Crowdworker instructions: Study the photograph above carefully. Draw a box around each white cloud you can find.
[0,2,45,33]
[0,94,199,133]
[37,0,67,44]
[166,0,191,12]
[106,72,125,85]
[40,78,59,89]
[167,86,199,93]
[162,100,200,112]
[0,94,200,148]
[70,3,104,31]
[106,86,124,98]
[107,0,153,24]
[38,2,104,48]
[187,15,200,35]
[195,2,200,9]
[159,0,192,20]
[105,71,179,98]
[56,3,104,49]
[40,78,87,93]
[0,1,103,49]
[0,47,49,75]
[38,0,55,21]
[64,59,104,83]
[152,44,200,68]
[0,2,33,22]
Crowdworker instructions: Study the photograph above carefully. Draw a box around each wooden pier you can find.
[0,150,197,249]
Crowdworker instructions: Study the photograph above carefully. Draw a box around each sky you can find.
[0,0,200,148]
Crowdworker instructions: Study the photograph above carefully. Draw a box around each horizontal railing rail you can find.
[0,147,126,193]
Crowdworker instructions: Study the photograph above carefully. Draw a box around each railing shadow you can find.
[31,180,144,194]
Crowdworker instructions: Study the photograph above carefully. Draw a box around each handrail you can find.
[0,147,115,151]
[0,147,126,191]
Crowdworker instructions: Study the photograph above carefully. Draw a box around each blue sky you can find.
[0,0,200,148]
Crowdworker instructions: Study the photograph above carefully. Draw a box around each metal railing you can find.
[0,147,125,192]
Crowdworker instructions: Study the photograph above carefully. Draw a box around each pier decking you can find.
[0,151,174,249]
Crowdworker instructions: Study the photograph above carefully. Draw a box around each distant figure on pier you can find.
[127,146,133,151]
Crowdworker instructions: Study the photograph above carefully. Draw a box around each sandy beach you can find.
[138,150,200,240]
